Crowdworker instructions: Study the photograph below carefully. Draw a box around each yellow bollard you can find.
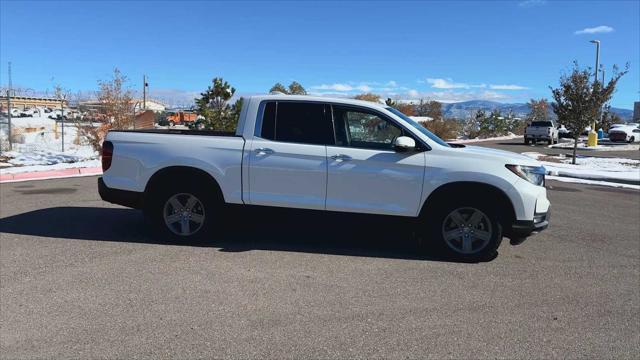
[587,129,598,147]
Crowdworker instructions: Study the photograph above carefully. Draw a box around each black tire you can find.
[548,138,553,145]
[420,199,503,262]
[524,138,530,145]
[629,136,635,144]
[144,177,222,242]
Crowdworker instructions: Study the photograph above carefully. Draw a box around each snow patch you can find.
[523,152,640,184]
[450,133,521,144]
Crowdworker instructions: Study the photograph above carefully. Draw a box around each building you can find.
[133,99,166,112]
[0,96,68,110]
[79,98,166,113]
[634,101,640,122]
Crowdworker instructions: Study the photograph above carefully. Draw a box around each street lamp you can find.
[587,40,601,147]
[590,40,600,83]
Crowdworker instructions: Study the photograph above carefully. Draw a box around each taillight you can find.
[102,141,113,171]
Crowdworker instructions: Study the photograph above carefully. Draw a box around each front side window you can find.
[259,101,333,145]
[333,106,402,150]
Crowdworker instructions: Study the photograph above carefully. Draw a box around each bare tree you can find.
[76,68,134,151]
[353,93,381,103]
[550,62,628,164]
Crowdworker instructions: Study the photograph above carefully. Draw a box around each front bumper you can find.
[98,177,144,209]
[509,210,550,239]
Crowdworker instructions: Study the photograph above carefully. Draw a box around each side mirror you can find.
[393,136,416,152]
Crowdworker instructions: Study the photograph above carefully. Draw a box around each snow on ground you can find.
[450,133,521,144]
[523,152,640,184]
[1,113,99,173]
[549,138,640,151]
[0,159,101,175]
[546,175,640,190]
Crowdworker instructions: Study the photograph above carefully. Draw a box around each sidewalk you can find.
[0,167,102,183]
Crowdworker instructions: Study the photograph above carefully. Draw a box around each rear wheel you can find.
[145,179,221,241]
[524,138,530,145]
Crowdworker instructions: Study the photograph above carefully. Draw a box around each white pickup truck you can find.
[99,95,550,260]
[524,120,559,145]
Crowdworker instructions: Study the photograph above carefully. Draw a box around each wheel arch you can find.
[144,166,224,206]
[420,181,516,228]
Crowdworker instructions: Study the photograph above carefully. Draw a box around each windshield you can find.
[385,107,450,147]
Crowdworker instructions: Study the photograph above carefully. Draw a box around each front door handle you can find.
[255,147,274,155]
[331,154,352,162]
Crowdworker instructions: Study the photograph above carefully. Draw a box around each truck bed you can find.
[110,129,239,137]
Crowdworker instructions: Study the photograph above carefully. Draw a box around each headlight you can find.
[506,164,546,186]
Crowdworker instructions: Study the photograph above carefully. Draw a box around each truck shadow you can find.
[0,206,496,263]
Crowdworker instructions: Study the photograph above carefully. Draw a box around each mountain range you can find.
[439,100,634,121]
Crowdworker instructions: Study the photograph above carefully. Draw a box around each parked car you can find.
[98,95,550,261]
[608,125,640,143]
[19,108,37,117]
[524,120,559,144]
[557,125,572,138]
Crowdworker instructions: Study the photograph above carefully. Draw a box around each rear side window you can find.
[259,101,333,145]
[261,102,276,140]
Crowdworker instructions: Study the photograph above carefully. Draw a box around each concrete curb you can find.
[0,167,103,183]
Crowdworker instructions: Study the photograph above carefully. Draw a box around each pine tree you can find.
[269,83,288,94]
[287,81,307,95]
[195,77,237,131]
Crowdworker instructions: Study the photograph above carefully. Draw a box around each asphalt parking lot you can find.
[1,176,639,358]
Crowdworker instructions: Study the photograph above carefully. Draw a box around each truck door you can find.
[325,105,425,216]
[247,101,333,210]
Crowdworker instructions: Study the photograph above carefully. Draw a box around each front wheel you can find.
[629,136,635,143]
[422,203,503,261]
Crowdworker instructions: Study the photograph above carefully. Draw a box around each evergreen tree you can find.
[195,77,237,131]
[287,81,307,95]
[269,83,288,94]
[269,81,307,95]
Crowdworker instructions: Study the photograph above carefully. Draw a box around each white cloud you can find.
[489,84,529,90]
[312,83,355,91]
[311,81,398,93]
[575,25,614,35]
[426,78,486,89]
[403,90,512,103]
[519,0,546,7]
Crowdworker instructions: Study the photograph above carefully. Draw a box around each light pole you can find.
[590,40,600,83]
[587,40,601,146]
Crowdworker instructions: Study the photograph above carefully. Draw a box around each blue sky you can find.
[1,0,638,108]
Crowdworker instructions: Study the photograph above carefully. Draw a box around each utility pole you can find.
[60,92,65,152]
[7,62,12,151]
[143,74,148,110]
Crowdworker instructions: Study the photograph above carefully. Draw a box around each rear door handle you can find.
[331,154,352,162]
[255,147,274,155]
